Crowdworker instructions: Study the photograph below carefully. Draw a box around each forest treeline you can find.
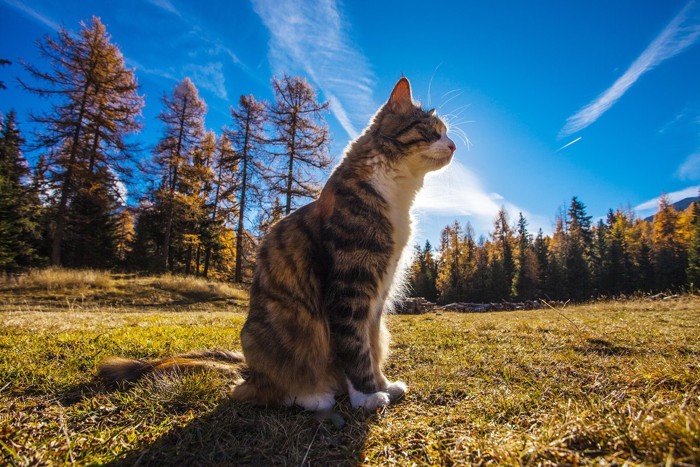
[0,17,331,280]
[407,196,700,304]
[2,18,698,302]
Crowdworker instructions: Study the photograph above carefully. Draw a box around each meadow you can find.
[1,270,698,465]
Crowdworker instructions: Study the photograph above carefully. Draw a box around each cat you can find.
[99,77,456,412]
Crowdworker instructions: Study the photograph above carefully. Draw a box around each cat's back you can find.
[250,200,329,317]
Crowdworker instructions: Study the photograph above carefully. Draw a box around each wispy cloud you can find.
[147,0,181,17]
[2,0,60,31]
[184,62,228,100]
[560,1,700,137]
[413,161,551,235]
[677,152,700,180]
[251,0,377,138]
[634,184,700,213]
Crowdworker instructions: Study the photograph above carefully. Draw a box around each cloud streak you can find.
[560,1,700,137]
[251,0,377,138]
[634,184,700,212]
[2,0,60,31]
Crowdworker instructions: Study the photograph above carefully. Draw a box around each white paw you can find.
[385,380,408,402]
[286,392,336,411]
[351,390,391,411]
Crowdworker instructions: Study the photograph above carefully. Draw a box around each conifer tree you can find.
[653,194,684,290]
[21,17,143,266]
[268,75,331,215]
[514,213,539,300]
[150,77,206,272]
[489,207,516,300]
[202,133,238,277]
[227,94,268,282]
[565,196,592,300]
[687,201,700,288]
[0,112,41,270]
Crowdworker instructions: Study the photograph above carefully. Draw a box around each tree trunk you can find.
[161,97,188,272]
[51,84,91,266]
[234,112,252,283]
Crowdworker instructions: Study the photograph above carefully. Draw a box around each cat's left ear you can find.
[388,77,414,114]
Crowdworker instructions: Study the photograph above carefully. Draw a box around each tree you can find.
[202,133,239,277]
[0,58,10,90]
[489,207,516,300]
[268,75,331,215]
[653,194,684,290]
[151,77,206,272]
[408,240,438,302]
[0,112,41,270]
[687,200,700,289]
[20,17,143,266]
[564,196,592,300]
[227,94,268,282]
[514,213,539,300]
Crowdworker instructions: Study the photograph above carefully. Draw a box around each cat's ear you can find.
[388,77,413,113]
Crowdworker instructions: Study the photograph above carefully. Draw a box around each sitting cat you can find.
[99,77,456,412]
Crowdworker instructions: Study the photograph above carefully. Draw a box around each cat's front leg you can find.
[329,314,391,411]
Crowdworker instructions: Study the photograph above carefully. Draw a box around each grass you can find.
[0,276,699,465]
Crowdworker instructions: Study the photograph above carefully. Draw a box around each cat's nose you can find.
[447,139,456,154]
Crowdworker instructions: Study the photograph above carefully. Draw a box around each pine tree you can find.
[226,94,268,282]
[489,207,516,300]
[268,75,331,215]
[514,213,539,300]
[21,17,143,266]
[0,111,41,270]
[565,196,592,300]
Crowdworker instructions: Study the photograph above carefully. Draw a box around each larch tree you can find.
[653,194,684,290]
[227,94,268,283]
[268,75,331,215]
[150,77,206,272]
[20,17,143,266]
[202,133,238,278]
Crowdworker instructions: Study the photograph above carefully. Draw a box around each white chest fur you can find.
[369,164,424,315]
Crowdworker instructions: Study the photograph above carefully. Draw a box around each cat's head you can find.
[369,77,455,175]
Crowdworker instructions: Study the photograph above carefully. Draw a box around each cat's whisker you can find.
[438,91,464,112]
[427,62,443,108]
[440,88,462,100]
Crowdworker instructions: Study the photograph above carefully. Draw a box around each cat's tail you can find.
[97,349,246,386]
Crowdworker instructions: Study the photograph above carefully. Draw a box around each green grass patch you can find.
[1,289,699,465]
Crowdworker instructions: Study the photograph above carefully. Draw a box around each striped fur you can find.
[98,77,456,412]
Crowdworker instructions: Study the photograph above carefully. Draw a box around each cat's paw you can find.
[350,390,391,411]
[385,380,408,402]
[285,392,336,411]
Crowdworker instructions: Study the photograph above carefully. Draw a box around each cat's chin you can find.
[422,153,453,171]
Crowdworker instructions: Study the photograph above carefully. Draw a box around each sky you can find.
[1,0,700,246]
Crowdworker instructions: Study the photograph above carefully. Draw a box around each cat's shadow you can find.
[104,396,375,466]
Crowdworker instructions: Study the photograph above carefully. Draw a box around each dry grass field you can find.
[1,270,698,465]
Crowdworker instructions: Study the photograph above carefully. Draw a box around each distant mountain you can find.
[644,196,699,222]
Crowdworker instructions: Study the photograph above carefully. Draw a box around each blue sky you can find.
[1,0,700,245]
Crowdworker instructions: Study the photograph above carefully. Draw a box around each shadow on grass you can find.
[575,338,633,357]
[103,397,373,466]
